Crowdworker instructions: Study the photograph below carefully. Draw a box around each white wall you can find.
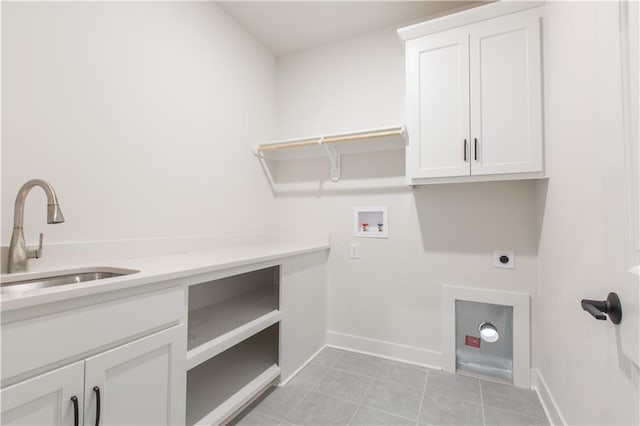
[1,2,276,247]
[534,2,639,424]
[275,27,539,362]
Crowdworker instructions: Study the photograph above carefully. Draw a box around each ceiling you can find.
[217,1,486,56]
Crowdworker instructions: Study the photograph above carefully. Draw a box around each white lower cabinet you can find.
[1,286,187,426]
[1,251,328,426]
[84,325,186,426]
[1,325,186,426]
[1,361,84,426]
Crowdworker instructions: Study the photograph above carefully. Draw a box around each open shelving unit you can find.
[253,125,406,182]
[187,287,280,370]
[186,266,281,425]
[186,326,280,426]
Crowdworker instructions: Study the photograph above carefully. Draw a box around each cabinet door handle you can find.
[464,139,468,162]
[70,396,79,426]
[93,386,101,426]
[474,138,479,161]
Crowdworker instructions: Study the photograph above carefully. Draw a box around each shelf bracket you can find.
[322,139,341,182]
[251,145,266,159]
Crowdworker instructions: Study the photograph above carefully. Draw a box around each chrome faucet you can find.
[7,179,65,273]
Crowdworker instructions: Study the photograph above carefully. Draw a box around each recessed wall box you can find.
[354,206,388,238]
[456,300,513,382]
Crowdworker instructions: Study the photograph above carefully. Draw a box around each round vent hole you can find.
[479,322,499,343]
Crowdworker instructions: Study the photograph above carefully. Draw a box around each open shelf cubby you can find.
[186,324,280,426]
[186,266,280,370]
[185,266,281,425]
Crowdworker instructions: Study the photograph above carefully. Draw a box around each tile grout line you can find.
[359,404,420,424]
[305,385,418,424]
[329,365,428,391]
[280,349,346,425]
[479,380,487,426]
[425,373,483,407]
[254,350,345,423]
[311,387,365,405]
[346,358,385,425]
[252,393,287,424]
[254,411,286,425]
[481,404,551,423]
[479,379,549,422]
[415,369,430,426]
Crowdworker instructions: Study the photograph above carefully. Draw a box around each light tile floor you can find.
[230,348,549,426]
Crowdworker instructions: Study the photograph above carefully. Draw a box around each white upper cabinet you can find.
[406,28,470,178]
[470,13,543,176]
[401,3,545,184]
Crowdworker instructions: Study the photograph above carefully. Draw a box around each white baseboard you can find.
[279,344,328,386]
[326,330,442,370]
[530,368,566,426]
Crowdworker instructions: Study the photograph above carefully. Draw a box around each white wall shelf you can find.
[253,125,406,182]
[186,288,280,370]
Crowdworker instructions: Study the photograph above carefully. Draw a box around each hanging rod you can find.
[257,127,405,152]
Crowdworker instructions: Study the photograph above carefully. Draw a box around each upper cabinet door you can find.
[469,13,543,176]
[406,28,471,179]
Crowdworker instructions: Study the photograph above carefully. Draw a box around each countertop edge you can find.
[1,242,330,313]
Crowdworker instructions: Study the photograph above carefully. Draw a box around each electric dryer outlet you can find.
[493,250,515,269]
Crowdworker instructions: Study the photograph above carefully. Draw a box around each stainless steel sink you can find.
[1,267,139,296]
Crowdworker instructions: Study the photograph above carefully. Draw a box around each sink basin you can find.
[1,267,139,296]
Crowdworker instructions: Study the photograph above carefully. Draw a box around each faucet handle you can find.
[28,233,44,259]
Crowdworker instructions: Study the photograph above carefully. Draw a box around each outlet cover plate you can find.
[493,250,515,269]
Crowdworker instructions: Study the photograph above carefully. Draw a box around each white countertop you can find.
[1,238,330,312]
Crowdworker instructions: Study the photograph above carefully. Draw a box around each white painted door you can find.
[594,2,639,423]
[469,12,543,176]
[1,361,84,426]
[605,0,640,369]
[406,28,470,179]
[83,325,186,426]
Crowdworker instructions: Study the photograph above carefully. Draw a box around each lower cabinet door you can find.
[83,325,186,426]
[1,361,84,426]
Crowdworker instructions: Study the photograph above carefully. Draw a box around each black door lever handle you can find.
[581,292,622,324]
[581,301,607,320]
